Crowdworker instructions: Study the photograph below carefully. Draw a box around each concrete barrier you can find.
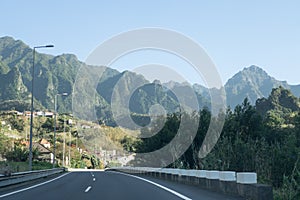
[108,167,273,200]
[205,170,220,192]
[220,171,236,181]
[0,168,65,188]
[218,171,238,195]
[237,172,257,184]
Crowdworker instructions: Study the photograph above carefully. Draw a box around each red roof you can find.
[40,138,50,144]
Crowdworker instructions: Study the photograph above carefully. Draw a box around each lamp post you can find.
[68,131,71,166]
[29,45,54,171]
[62,114,66,166]
[53,92,68,168]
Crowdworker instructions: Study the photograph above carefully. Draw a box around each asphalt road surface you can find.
[0,171,244,200]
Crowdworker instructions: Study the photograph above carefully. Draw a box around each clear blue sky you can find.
[1,0,300,85]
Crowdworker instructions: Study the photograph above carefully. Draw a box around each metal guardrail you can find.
[0,168,65,188]
[108,167,273,200]
[109,167,257,183]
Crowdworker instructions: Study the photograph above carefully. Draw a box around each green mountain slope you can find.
[256,86,300,116]
[1,36,300,125]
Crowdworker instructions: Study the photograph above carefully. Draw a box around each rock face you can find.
[225,65,300,108]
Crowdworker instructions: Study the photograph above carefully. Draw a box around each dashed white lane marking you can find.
[0,172,71,198]
[108,171,192,200]
[93,178,96,181]
[85,186,92,193]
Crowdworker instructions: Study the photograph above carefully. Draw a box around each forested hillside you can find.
[127,87,300,199]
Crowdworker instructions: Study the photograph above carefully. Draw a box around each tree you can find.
[121,136,136,152]
[5,145,28,162]
[41,118,54,132]
[8,114,24,132]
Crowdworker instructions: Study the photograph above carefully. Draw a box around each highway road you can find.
[0,170,244,200]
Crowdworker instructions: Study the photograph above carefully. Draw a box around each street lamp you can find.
[29,45,54,171]
[62,114,66,166]
[53,92,68,168]
[68,131,71,166]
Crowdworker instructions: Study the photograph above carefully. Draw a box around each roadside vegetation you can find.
[0,87,299,199]
[125,87,300,200]
[0,112,134,173]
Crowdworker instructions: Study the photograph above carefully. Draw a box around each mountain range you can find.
[0,36,299,125]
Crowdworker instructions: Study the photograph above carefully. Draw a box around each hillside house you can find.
[32,142,53,163]
[39,138,51,149]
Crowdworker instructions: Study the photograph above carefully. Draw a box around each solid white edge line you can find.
[84,186,92,193]
[108,171,192,200]
[0,172,71,198]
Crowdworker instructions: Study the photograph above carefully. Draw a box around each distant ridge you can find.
[225,65,300,108]
[0,36,299,124]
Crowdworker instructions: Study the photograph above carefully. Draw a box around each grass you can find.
[0,161,54,173]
